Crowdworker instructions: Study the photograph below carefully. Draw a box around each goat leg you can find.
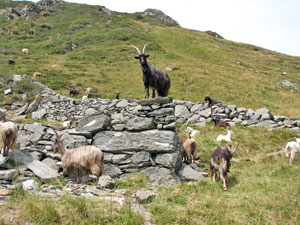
[145,87,149,99]
[152,87,156,98]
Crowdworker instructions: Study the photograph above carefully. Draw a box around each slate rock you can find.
[98,175,115,189]
[155,152,182,170]
[76,114,111,136]
[175,105,190,119]
[103,164,122,178]
[93,130,180,154]
[180,165,207,182]
[0,169,18,181]
[27,160,60,183]
[141,167,179,186]
[25,100,40,114]
[22,179,39,190]
[135,189,156,203]
[125,116,155,131]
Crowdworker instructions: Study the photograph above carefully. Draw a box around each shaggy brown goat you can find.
[52,129,104,183]
[0,122,18,157]
[181,136,198,164]
[210,143,238,191]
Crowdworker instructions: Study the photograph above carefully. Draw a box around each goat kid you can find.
[131,42,170,98]
[210,143,237,191]
[52,129,104,183]
[181,137,198,164]
[0,122,18,157]
[284,138,300,165]
[216,130,233,142]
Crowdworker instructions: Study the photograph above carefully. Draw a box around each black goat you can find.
[8,59,15,65]
[131,42,170,98]
[204,96,221,107]
[210,143,237,191]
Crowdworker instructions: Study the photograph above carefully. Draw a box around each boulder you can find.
[131,151,151,164]
[155,152,182,170]
[135,189,156,203]
[60,133,87,149]
[199,108,212,118]
[2,150,33,168]
[140,167,179,186]
[179,165,206,182]
[98,175,115,189]
[22,179,39,190]
[32,108,46,120]
[147,108,174,117]
[93,130,180,154]
[136,97,173,106]
[103,164,122,178]
[175,105,190,120]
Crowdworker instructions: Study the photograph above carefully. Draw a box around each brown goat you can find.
[0,122,18,157]
[210,143,237,191]
[212,118,230,129]
[52,129,104,183]
[69,85,80,97]
[181,137,198,164]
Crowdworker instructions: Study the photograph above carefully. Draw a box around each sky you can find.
[29,0,300,57]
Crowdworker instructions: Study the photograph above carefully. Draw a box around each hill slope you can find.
[0,0,300,117]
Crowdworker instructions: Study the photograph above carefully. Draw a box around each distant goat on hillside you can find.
[131,42,170,98]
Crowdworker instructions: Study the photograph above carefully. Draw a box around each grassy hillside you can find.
[0,1,300,118]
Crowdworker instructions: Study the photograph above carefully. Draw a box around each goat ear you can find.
[134,56,139,59]
[145,55,150,58]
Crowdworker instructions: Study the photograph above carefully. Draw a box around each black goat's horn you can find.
[130,45,141,55]
[142,42,150,54]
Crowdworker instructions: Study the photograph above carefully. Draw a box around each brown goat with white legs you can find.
[181,133,198,164]
[51,129,104,183]
[210,143,238,191]
[0,122,18,157]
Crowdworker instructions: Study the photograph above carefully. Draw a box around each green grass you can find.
[0,1,300,117]
[1,126,300,224]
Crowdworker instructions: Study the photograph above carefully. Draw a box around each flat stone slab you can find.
[26,160,60,183]
[93,130,180,154]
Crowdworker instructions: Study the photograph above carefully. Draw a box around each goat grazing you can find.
[216,130,233,142]
[181,137,198,164]
[284,138,300,165]
[204,96,221,107]
[69,85,79,97]
[52,129,104,183]
[8,59,15,65]
[210,143,237,191]
[86,87,95,98]
[33,72,46,78]
[212,117,230,129]
[0,122,18,157]
[131,42,170,98]
[22,48,29,54]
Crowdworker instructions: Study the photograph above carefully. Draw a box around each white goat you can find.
[216,130,233,142]
[185,126,201,138]
[284,138,300,164]
[0,122,18,156]
[22,48,29,54]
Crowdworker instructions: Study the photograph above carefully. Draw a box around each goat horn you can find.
[142,42,150,54]
[130,45,141,55]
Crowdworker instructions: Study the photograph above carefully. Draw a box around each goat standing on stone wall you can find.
[51,129,104,183]
[131,42,170,98]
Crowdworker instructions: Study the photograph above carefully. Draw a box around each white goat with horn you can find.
[51,128,104,183]
[216,130,233,142]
